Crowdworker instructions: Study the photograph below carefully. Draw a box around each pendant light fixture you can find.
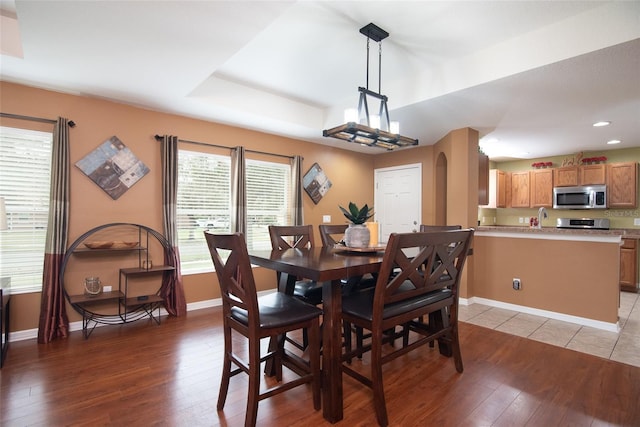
[322,23,418,150]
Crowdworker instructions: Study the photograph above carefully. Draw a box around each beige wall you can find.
[474,235,619,323]
[1,81,478,333]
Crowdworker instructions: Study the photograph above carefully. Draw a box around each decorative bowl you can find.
[84,241,114,249]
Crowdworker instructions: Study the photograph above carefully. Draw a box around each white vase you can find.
[344,224,371,248]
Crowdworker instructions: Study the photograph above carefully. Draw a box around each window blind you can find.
[176,150,292,274]
[176,150,231,274]
[0,126,53,293]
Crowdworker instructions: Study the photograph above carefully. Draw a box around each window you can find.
[245,159,291,250]
[0,126,53,293]
[176,149,292,274]
[176,150,230,274]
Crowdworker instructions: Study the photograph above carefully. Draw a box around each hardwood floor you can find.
[2,306,639,426]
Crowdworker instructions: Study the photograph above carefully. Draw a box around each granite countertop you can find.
[477,225,640,240]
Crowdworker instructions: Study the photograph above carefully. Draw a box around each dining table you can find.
[248,245,385,423]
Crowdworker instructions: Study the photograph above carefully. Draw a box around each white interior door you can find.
[374,163,422,243]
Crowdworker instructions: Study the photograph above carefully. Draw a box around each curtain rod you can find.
[0,112,76,127]
[153,135,296,160]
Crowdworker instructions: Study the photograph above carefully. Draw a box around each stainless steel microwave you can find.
[553,185,607,209]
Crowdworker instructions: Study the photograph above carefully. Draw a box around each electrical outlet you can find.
[518,217,524,224]
[512,278,521,290]
[322,215,331,223]
[103,285,113,292]
[634,218,640,226]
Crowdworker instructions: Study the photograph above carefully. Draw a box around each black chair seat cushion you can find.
[231,292,323,329]
[342,283,452,321]
[293,279,324,305]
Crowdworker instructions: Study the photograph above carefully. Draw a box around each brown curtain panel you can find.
[291,155,304,225]
[230,146,246,234]
[160,135,187,316]
[37,117,71,343]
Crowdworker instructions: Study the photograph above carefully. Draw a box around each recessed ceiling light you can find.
[593,121,611,127]
[607,139,621,145]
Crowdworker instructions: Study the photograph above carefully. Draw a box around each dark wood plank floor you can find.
[2,306,639,426]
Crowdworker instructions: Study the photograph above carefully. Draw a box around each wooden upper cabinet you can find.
[580,164,606,185]
[608,162,638,208]
[478,153,489,206]
[553,166,579,187]
[510,171,530,208]
[482,169,507,208]
[553,164,606,186]
[530,169,553,208]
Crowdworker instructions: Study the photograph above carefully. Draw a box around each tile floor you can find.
[459,291,640,368]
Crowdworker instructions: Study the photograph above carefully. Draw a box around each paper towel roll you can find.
[366,221,378,246]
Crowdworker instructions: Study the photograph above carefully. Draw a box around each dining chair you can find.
[204,231,322,427]
[268,225,324,350]
[318,224,377,292]
[319,224,377,359]
[402,224,463,347]
[341,229,474,426]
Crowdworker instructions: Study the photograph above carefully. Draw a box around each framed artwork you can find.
[303,162,332,204]
[76,136,149,200]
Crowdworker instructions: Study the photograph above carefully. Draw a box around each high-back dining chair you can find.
[403,224,463,347]
[204,232,322,427]
[268,225,323,306]
[420,224,462,232]
[318,223,348,246]
[340,229,474,426]
[268,225,324,350]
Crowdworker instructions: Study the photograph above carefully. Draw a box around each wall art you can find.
[303,162,332,204]
[76,135,149,200]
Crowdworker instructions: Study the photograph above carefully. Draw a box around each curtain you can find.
[231,146,246,234]
[291,155,304,225]
[37,117,71,343]
[160,135,186,316]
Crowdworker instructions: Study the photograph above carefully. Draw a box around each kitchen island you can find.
[472,226,630,331]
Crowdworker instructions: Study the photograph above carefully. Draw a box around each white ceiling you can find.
[1,1,639,161]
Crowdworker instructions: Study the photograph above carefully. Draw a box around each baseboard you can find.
[8,290,275,343]
[462,296,619,333]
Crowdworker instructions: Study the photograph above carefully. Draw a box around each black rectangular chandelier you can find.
[322,23,418,151]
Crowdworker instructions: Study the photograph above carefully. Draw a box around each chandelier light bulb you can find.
[344,108,358,123]
[369,114,380,129]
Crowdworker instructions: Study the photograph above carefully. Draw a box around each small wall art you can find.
[76,135,149,200]
[303,162,332,204]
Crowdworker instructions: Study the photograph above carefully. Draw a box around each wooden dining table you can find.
[248,246,385,423]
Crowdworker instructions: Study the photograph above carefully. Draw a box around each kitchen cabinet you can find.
[481,169,507,208]
[478,152,489,205]
[510,171,530,208]
[580,164,606,185]
[620,238,638,293]
[608,162,638,208]
[530,169,553,207]
[553,166,579,187]
[553,164,606,186]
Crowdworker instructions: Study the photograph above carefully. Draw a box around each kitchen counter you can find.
[477,225,640,242]
[472,226,620,330]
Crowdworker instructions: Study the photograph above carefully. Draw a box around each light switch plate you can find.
[634,218,640,226]
[322,215,331,223]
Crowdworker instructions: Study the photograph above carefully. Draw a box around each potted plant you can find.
[339,202,374,248]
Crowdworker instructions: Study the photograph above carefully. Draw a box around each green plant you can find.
[339,202,374,225]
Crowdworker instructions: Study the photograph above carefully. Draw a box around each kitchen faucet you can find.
[537,206,548,229]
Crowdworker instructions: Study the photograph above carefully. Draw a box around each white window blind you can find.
[0,126,53,293]
[176,149,292,274]
[176,150,230,274]
[245,159,291,251]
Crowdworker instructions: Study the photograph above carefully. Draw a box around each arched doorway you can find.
[435,152,447,225]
